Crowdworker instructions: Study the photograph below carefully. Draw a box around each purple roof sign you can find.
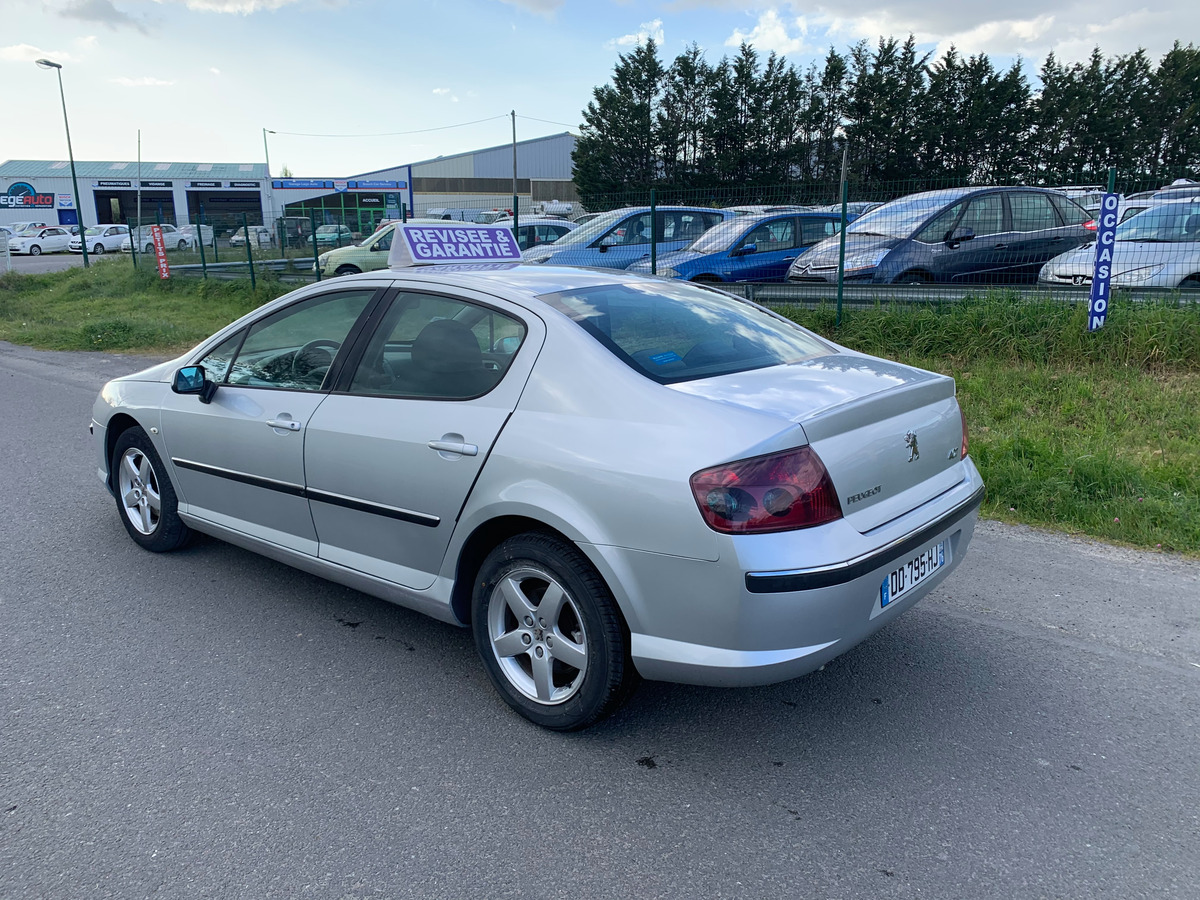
[390,224,523,268]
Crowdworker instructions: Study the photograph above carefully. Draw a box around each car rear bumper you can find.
[610,476,984,687]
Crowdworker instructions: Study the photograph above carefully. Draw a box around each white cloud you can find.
[209,67,221,75]
[608,18,665,49]
[75,35,101,50]
[177,0,301,13]
[111,76,175,86]
[726,10,810,56]
[433,87,460,102]
[0,44,73,63]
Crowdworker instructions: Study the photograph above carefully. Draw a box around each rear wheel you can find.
[112,426,191,553]
[472,533,636,730]
[895,270,930,284]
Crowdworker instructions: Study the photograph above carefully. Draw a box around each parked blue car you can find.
[521,206,734,269]
[788,187,1094,284]
[628,212,848,283]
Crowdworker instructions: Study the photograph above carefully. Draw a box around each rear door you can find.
[303,287,542,589]
[1006,191,1076,280]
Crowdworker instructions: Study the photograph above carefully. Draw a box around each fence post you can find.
[310,209,321,282]
[195,211,207,279]
[242,212,256,291]
[401,202,407,224]
[835,145,849,327]
[650,188,657,275]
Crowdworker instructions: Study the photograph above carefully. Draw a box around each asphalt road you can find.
[2,341,1197,900]
[3,252,90,275]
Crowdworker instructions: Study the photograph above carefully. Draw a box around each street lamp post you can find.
[263,128,275,242]
[36,58,88,268]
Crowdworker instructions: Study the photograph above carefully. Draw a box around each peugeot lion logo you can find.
[904,431,919,462]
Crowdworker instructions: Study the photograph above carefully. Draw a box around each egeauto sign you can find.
[1,182,55,210]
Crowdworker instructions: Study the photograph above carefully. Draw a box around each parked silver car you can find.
[1039,199,1200,289]
[69,224,129,255]
[91,244,983,729]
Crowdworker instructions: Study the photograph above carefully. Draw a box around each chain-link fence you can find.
[148,170,1199,302]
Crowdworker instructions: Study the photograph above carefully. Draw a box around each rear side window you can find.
[539,281,832,384]
[1049,193,1092,225]
[1010,192,1061,232]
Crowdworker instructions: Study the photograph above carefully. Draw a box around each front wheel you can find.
[335,265,361,276]
[92,243,105,255]
[29,245,42,256]
[177,240,188,251]
[472,533,636,730]
[112,426,191,552]
[1180,276,1200,291]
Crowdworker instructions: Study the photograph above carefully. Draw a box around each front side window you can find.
[540,281,832,384]
[739,218,796,252]
[221,290,375,391]
[348,292,526,399]
[960,194,1005,237]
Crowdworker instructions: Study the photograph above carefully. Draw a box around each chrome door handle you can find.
[266,418,301,431]
[428,440,478,456]
[993,243,1009,249]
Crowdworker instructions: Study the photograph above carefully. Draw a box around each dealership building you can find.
[0,132,578,234]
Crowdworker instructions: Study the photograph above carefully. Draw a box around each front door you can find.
[304,288,539,589]
[160,287,380,554]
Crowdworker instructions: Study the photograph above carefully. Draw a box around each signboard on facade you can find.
[228,181,259,188]
[141,181,173,188]
[2,182,55,209]
[189,181,223,188]
[94,180,133,188]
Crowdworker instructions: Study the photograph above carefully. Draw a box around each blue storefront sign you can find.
[1088,193,1120,332]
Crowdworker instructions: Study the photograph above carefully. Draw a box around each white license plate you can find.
[880,540,945,608]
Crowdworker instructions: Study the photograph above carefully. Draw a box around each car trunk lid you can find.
[670,353,965,533]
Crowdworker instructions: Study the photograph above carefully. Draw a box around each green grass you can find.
[0,257,291,352]
[1,267,1197,553]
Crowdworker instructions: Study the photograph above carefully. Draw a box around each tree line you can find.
[571,37,1200,205]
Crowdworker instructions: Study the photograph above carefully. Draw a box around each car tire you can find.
[690,275,721,284]
[895,270,931,284]
[177,240,188,251]
[144,244,154,254]
[29,245,42,256]
[93,244,104,255]
[472,532,636,730]
[1180,276,1200,291]
[112,426,192,553]
[335,265,361,276]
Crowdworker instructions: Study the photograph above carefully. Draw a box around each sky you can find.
[2,0,1192,177]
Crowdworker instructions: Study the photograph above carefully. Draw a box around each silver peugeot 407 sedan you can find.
[92,230,984,730]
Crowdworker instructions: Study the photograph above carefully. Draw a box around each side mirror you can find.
[597,236,617,252]
[948,227,975,244]
[732,243,757,257]
[172,365,217,403]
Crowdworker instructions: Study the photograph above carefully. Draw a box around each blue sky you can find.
[3,0,1190,176]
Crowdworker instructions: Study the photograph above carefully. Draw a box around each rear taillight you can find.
[690,446,843,534]
[1082,219,1098,231]
[960,406,970,459]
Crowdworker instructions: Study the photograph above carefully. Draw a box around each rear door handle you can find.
[993,243,1009,249]
[266,418,301,432]
[428,440,478,457]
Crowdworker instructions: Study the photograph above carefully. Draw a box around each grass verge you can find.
[2,267,1197,553]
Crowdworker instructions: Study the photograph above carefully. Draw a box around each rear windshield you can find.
[538,281,833,384]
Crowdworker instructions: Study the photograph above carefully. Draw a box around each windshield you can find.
[538,280,832,384]
[848,194,967,239]
[316,225,341,233]
[84,227,101,235]
[542,209,629,247]
[17,228,41,236]
[689,218,754,253]
[1116,204,1200,243]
